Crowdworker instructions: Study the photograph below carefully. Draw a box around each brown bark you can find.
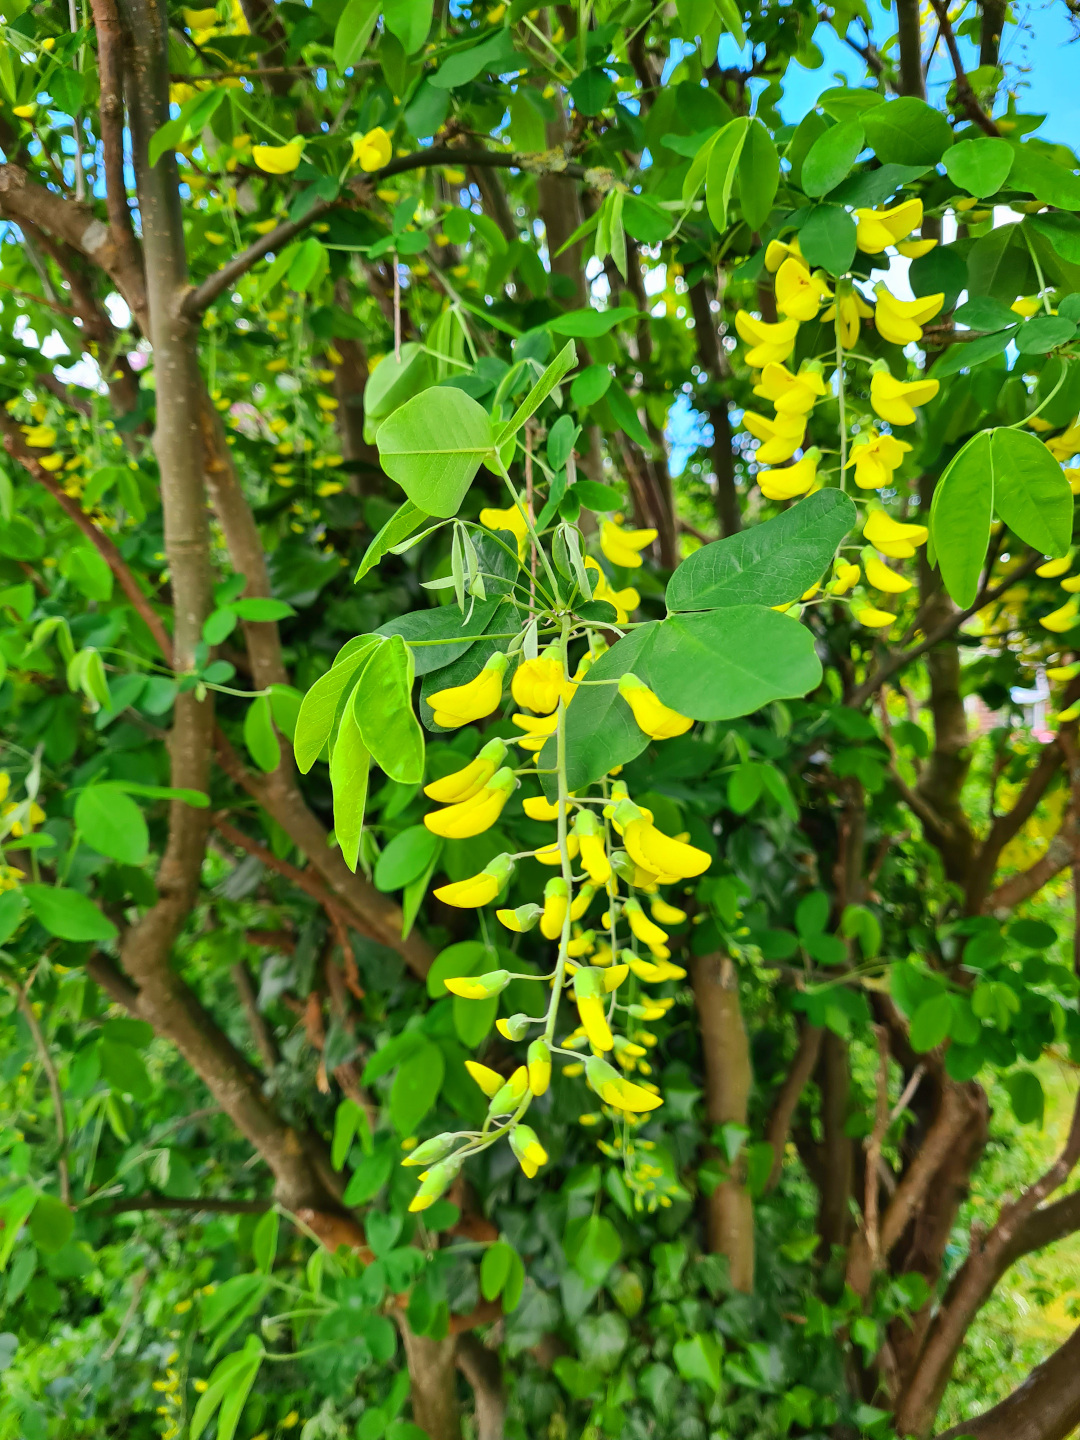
[934,1324,1080,1440]
[763,1023,823,1191]
[689,279,740,537]
[818,1030,854,1253]
[400,1327,461,1440]
[895,0,926,100]
[457,1334,506,1440]
[692,951,754,1291]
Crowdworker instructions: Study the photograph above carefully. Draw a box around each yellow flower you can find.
[535,834,579,864]
[433,854,513,908]
[618,673,692,739]
[428,652,508,728]
[775,258,832,322]
[577,992,613,1051]
[651,897,686,925]
[480,503,529,559]
[764,236,806,272]
[869,368,939,426]
[857,607,896,629]
[495,903,542,932]
[22,425,57,448]
[251,141,303,174]
[351,126,392,171]
[570,883,596,920]
[574,811,611,884]
[741,410,805,464]
[423,738,507,803]
[873,284,944,346]
[862,509,928,560]
[1012,295,1042,318]
[511,711,558,752]
[583,557,639,620]
[540,877,569,940]
[753,361,827,415]
[38,453,65,472]
[828,560,861,595]
[757,451,818,502]
[1035,552,1074,578]
[424,768,515,838]
[853,197,923,254]
[512,655,565,714]
[864,553,912,593]
[13,104,36,119]
[184,6,219,27]
[586,1056,663,1112]
[1040,600,1080,633]
[444,969,510,999]
[409,1157,460,1211]
[509,1124,548,1177]
[734,311,799,367]
[621,813,710,883]
[281,1414,300,1429]
[600,520,657,569]
[847,429,911,490]
[1047,420,1080,463]
[822,288,874,349]
[522,794,560,820]
[528,1039,551,1095]
[895,237,937,258]
[624,897,669,956]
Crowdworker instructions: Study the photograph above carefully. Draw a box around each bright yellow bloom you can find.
[465,1061,505,1096]
[496,903,541,932]
[480,503,530,559]
[489,1067,529,1114]
[764,236,806,272]
[1047,662,1080,680]
[1012,295,1042,318]
[445,969,510,1000]
[829,560,861,595]
[863,509,929,560]
[1048,421,1080,463]
[869,369,939,426]
[428,652,508,728]
[13,104,36,119]
[624,898,669,956]
[823,288,874,349]
[583,557,639,621]
[853,197,923,254]
[753,362,827,416]
[1041,600,1080,632]
[540,877,569,940]
[758,451,818,502]
[578,992,613,1051]
[433,854,513,908]
[423,738,506,803]
[734,311,799,367]
[600,520,656,569]
[570,883,595,919]
[864,553,912,593]
[895,237,937,258]
[873,284,945,346]
[622,815,710,884]
[535,834,579,864]
[352,126,392,171]
[574,812,611,884]
[38,453,65,472]
[252,141,303,174]
[741,410,805,464]
[528,1039,551,1095]
[22,425,56,448]
[512,655,565,714]
[586,1056,663,1112]
[847,429,911,490]
[424,768,515,838]
[510,1125,548,1178]
[1036,552,1074,578]
[617,673,692,739]
[775,258,832,322]
[408,1157,460,1212]
[651,897,686,925]
[523,794,561,821]
[511,711,557,752]
[857,607,896,629]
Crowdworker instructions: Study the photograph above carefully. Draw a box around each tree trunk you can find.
[934,1324,1080,1440]
[818,1031,854,1254]
[400,1327,461,1440]
[692,951,754,1291]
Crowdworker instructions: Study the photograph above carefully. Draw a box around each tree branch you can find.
[88,0,147,320]
[107,1192,272,1214]
[927,0,1000,135]
[763,1022,823,1192]
[9,975,70,1204]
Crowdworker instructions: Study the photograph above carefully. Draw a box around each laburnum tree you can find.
[6,0,1080,1438]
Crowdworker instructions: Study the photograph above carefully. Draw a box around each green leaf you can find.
[374,825,442,891]
[942,137,1014,197]
[801,119,864,199]
[342,1146,394,1204]
[496,340,576,444]
[28,1195,73,1256]
[355,634,425,784]
[1005,1069,1045,1125]
[861,97,953,165]
[356,501,431,582]
[666,491,856,610]
[453,989,497,1047]
[383,0,434,54]
[231,597,296,622]
[0,891,26,945]
[571,364,612,408]
[74,785,149,865]
[502,1249,525,1311]
[737,118,780,229]
[547,306,637,338]
[929,430,993,608]
[1015,314,1077,354]
[798,205,857,276]
[566,1214,622,1285]
[365,343,435,424]
[389,1040,445,1134]
[928,328,1014,378]
[430,24,515,85]
[377,387,494,518]
[0,1188,37,1270]
[991,426,1073,557]
[294,640,380,772]
[243,694,281,773]
[605,384,651,448]
[23,885,117,942]
[426,940,488,998]
[705,117,749,230]
[252,1210,279,1274]
[909,993,953,1052]
[1028,211,1080,266]
[967,222,1035,303]
[334,0,381,70]
[573,481,623,512]
[480,1240,514,1300]
[1013,149,1080,211]
[61,546,113,601]
[646,607,823,720]
[673,1334,722,1392]
[330,697,371,872]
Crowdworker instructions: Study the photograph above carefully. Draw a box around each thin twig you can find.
[927,0,999,135]
[11,976,70,1204]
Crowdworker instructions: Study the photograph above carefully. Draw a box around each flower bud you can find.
[528,1039,551,1095]
[408,1155,462,1211]
[509,1123,548,1177]
[490,1065,529,1115]
[497,1013,532,1041]
[496,903,543,933]
[402,1133,457,1168]
[444,968,510,1000]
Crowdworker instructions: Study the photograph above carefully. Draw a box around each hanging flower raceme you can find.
[614,800,711,884]
[585,1055,663,1112]
[853,197,923,254]
[764,237,806,272]
[512,712,558,752]
[775,258,832,322]
[574,967,615,1050]
[433,853,515,908]
[428,652,508,728]
[873,284,945,346]
[829,560,861,595]
[512,653,566,714]
[600,519,657,569]
[423,738,507,803]
[618,673,693,740]
[863,509,929,560]
[734,312,800,367]
[623,897,669,957]
[741,409,806,464]
[754,360,827,416]
[480,503,530,559]
[351,126,392,171]
[424,768,516,837]
[847,430,912,490]
[758,449,820,502]
[869,365,940,426]
[823,287,873,349]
